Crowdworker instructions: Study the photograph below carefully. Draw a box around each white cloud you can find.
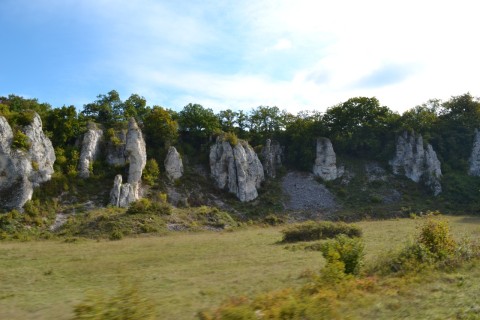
[269,39,292,51]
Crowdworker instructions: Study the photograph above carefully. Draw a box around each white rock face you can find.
[468,129,480,176]
[78,122,103,178]
[164,146,183,181]
[261,139,283,178]
[110,118,147,207]
[0,113,55,210]
[389,131,442,195]
[110,174,137,208]
[313,137,338,181]
[209,137,264,202]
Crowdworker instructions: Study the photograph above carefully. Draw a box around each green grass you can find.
[1,215,480,319]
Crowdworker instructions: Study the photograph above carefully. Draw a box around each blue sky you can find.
[1,0,479,113]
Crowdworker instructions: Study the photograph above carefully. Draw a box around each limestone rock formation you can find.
[164,146,183,181]
[78,122,103,178]
[312,137,338,181]
[261,139,283,178]
[105,130,127,166]
[468,129,480,176]
[389,131,442,195]
[109,118,147,207]
[209,137,264,202]
[0,113,55,209]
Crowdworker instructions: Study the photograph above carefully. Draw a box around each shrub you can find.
[417,217,456,259]
[12,129,31,151]
[142,159,160,186]
[223,131,238,146]
[109,229,123,241]
[320,234,365,275]
[281,221,362,243]
[73,282,156,319]
[126,198,172,216]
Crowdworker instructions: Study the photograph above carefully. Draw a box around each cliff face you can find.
[209,137,264,202]
[78,122,103,178]
[0,113,55,209]
[110,118,147,207]
[261,139,283,178]
[469,129,480,176]
[389,131,442,195]
[312,137,338,181]
[164,146,183,181]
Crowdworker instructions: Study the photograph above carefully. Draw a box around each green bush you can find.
[142,159,160,186]
[12,129,31,151]
[281,221,362,243]
[223,131,238,146]
[72,282,156,319]
[320,234,365,275]
[418,217,456,259]
[126,198,172,216]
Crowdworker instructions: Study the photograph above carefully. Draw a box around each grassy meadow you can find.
[1,215,480,319]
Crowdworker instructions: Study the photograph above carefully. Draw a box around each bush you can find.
[281,221,362,243]
[126,198,172,216]
[12,129,31,151]
[142,159,160,186]
[320,234,365,275]
[73,282,156,319]
[417,217,456,259]
[223,131,238,146]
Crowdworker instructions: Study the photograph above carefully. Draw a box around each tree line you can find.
[1,90,479,174]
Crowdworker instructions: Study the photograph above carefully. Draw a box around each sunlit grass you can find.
[1,215,480,319]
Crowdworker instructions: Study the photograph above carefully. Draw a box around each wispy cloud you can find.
[2,0,480,112]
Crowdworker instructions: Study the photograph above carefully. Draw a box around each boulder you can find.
[312,137,337,181]
[109,118,146,207]
[209,137,264,202]
[164,146,183,181]
[0,113,55,210]
[468,129,480,176]
[389,131,442,195]
[78,122,103,178]
[261,139,283,178]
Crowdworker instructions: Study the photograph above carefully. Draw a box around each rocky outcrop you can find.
[313,137,338,181]
[164,146,183,181]
[78,122,103,178]
[468,129,480,176]
[109,118,147,207]
[209,137,264,202]
[106,130,127,166]
[0,113,55,210]
[389,131,442,195]
[261,139,283,178]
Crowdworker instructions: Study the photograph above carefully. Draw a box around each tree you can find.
[44,105,82,146]
[82,90,122,125]
[144,106,178,151]
[177,103,220,141]
[323,97,399,157]
[123,94,149,122]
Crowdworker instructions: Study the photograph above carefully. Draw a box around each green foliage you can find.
[104,127,123,147]
[12,129,31,151]
[178,103,220,142]
[223,131,239,146]
[144,106,178,155]
[281,221,362,243]
[418,217,456,259]
[323,97,399,158]
[320,234,365,275]
[81,90,123,125]
[44,105,81,146]
[142,159,160,186]
[72,282,156,319]
[126,197,172,216]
